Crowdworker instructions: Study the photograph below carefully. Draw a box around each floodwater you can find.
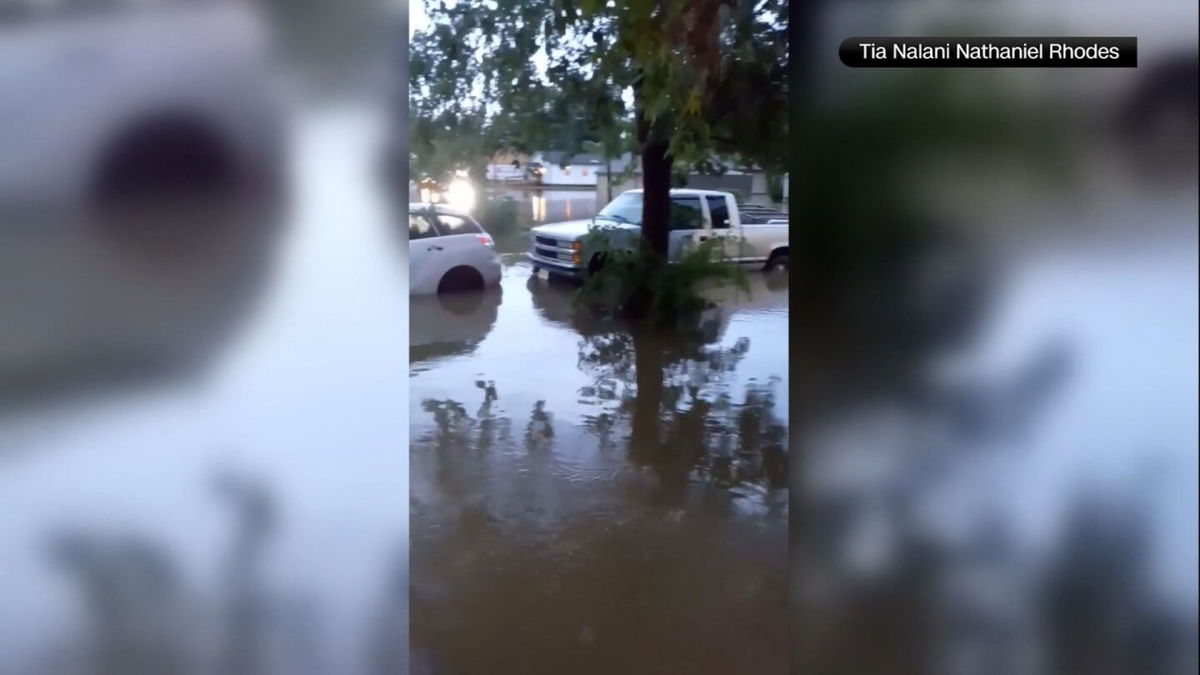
[409,249,791,672]
[411,166,1197,674]
[491,186,601,225]
[410,186,792,672]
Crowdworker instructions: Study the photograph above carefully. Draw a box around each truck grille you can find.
[535,247,573,261]
[531,233,576,264]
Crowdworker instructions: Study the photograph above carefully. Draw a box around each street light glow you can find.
[445,178,477,211]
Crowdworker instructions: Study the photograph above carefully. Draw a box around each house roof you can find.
[597,157,760,176]
[539,150,607,166]
[533,151,757,176]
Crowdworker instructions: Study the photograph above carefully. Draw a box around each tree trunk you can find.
[635,83,672,260]
[640,137,672,259]
[605,156,613,203]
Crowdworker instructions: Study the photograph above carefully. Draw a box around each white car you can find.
[409,203,502,295]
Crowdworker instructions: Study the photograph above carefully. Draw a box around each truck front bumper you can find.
[527,252,585,279]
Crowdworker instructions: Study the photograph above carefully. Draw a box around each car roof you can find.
[409,202,472,217]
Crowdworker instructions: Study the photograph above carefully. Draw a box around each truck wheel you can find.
[587,253,607,277]
[766,251,788,272]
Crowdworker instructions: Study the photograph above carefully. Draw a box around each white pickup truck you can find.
[527,189,789,279]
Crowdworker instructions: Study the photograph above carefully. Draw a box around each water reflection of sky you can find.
[409,262,789,430]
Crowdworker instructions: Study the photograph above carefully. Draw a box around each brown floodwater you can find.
[409,255,791,674]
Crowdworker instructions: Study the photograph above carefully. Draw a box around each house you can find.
[596,159,788,205]
[528,151,611,187]
[485,151,531,182]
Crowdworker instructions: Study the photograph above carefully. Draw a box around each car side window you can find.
[410,214,439,241]
[435,214,483,235]
[706,196,730,229]
[668,196,704,231]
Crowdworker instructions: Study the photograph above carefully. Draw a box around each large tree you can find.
[410,0,787,260]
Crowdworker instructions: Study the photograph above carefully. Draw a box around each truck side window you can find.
[706,196,730,229]
[668,196,704,231]
[410,214,439,240]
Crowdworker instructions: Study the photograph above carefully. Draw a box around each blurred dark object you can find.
[0,0,288,409]
[794,3,1197,675]
[1118,51,1199,138]
[47,531,187,675]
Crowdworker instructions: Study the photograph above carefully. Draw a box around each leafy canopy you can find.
[410,0,787,182]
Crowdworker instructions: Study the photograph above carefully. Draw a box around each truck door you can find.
[704,194,745,263]
[665,195,708,260]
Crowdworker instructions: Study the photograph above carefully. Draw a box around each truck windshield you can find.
[596,192,642,225]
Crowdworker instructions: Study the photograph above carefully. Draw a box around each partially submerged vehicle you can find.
[409,203,501,295]
[527,189,789,279]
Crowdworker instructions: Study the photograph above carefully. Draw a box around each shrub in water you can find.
[476,198,520,233]
[576,231,748,323]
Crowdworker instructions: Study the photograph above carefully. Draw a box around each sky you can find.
[410,0,428,37]
[406,0,633,120]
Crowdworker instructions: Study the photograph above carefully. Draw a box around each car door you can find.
[409,212,446,294]
[665,195,709,261]
[431,212,487,263]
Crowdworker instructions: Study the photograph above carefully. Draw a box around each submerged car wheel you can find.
[766,250,788,272]
[438,265,485,294]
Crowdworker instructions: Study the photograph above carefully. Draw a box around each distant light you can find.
[446,179,477,211]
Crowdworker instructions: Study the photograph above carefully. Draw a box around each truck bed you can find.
[738,204,789,225]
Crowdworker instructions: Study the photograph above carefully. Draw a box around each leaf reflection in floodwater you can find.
[410,307,789,674]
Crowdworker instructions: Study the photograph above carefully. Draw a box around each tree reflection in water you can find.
[410,306,789,674]
[576,316,788,509]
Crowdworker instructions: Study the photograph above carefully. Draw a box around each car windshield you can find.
[595,192,642,225]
